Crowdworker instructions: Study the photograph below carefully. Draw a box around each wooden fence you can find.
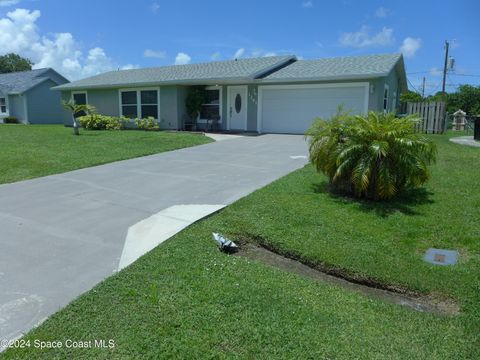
[406,101,446,134]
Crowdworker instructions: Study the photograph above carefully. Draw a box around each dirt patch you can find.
[233,241,460,315]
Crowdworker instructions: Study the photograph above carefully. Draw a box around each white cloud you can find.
[339,25,394,47]
[251,48,277,58]
[121,64,139,70]
[0,9,130,80]
[430,67,442,76]
[150,2,160,13]
[302,1,313,8]
[174,52,191,65]
[143,49,166,59]
[233,48,245,59]
[0,0,20,7]
[375,7,388,18]
[399,37,421,58]
[211,52,221,61]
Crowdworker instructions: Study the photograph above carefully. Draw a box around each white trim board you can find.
[226,85,248,130]
[257,82,370,133]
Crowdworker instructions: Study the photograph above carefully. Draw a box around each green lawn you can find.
[2,133,479,359]
[0,124,212,184]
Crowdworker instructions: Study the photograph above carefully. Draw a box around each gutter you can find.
[51,77,258,91]
[256,73,388,84]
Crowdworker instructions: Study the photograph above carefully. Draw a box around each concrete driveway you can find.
[0,134,308,344]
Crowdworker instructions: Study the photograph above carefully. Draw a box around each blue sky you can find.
[0,0,478,94]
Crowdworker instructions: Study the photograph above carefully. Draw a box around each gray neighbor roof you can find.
[53,53,404,91]
[0,68,59,95]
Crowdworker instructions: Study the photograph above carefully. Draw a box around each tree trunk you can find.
[72,116,79,136]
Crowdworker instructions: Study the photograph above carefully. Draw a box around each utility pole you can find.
[421,76,426,98]
[441,40,449,94]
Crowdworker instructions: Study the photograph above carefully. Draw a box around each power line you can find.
[451,73,480,77]
[407,77,421,93]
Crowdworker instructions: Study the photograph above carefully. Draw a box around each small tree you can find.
[185,86,206,121]
[399,90,423,104]
[62,100,96,135]
[306,109,437,200]
[0,53,33,73]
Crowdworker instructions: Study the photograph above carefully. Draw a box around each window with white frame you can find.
[383,85,389,112]
[0,97,7,114]
[120,89,159,119]
[199,87,221,121]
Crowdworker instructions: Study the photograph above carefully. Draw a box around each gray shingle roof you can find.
[0,68,54,95]
[54,56,296,90]
[262,53,402,82]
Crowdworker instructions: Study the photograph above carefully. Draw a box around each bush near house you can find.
[3,116,18,124]
[78,114,127,130]
[306,110,437,200]
[135,117,160,131]
[78,113,160,131]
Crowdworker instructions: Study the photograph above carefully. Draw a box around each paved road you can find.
[0,134,308,344]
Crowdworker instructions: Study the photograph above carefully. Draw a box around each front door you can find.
[228,86,247,130]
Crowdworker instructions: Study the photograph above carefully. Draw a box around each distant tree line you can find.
[401,85,480,115]
[0,53,33,73]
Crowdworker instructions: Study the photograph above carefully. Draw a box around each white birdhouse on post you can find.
[452,109,466,131]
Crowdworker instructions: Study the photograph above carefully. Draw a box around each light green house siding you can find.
[87,89,119,117]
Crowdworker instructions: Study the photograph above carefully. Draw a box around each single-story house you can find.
[53,53,407,134]
[0,68,69,124]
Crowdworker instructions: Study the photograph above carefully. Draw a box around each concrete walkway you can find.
[449,136,480,148]
[0,134,308,344]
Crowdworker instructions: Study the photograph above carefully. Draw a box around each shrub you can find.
[186,86,207,120]
[135,117,159,131]
[78,114,125,130]
[306,109,437,200]
[3,116,18,124]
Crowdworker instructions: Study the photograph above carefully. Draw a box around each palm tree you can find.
[307,110,437,200]
[62,100,96,135]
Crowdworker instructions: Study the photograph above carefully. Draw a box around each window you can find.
[121,91,137,118]
[383,85,389,112]
[0,98,6,114]
[72,92,87,117]
[199,87,221,121]
[120,89,159,119]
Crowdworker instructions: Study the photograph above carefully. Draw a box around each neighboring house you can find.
[0,68,69,124]
[53,54,407,134]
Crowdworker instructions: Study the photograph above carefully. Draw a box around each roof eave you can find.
[258,73,388,84]
[52,77,260,91]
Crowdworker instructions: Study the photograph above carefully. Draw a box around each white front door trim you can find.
[227,85,248,130]
[257,82,370,133]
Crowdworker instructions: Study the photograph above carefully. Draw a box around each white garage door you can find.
[259,83,368,134]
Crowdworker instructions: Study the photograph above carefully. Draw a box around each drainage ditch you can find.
[232,242,459,316]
